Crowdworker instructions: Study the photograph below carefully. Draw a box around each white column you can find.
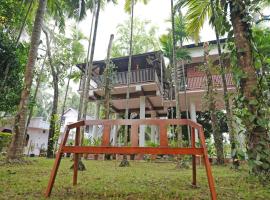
[155,123,159,144]
[112,113,119,146]
[150,112,156,143]
[139,96,146,147]
[190,100,198,142]
[92,101,100,140]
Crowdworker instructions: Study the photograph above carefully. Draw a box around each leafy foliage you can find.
[0,132,12,152]
[0,30,28,113]
[111,18,160,57]
[226,25,270,178]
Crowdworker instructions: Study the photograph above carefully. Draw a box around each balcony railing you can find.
[80,68,158,90]
[186,73,234,90]
[163,73,234,100]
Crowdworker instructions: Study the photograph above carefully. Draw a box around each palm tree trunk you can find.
[60,66,73,120]
[25,25,55,140]
[81,0,100,123]
[43,28,59,158]
[25,61,45,132]
[16,0,34,46]
[204,42,225,165]
[80,0,100,151]
[7,0,47,161]
[229,0,269,174]
[104,34,114,119]
[210,0,236,156]
[119,0,135,167]
[171,0,182,146]
[77,1,96,121]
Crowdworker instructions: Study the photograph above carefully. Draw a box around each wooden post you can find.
[159,124,168,147]
[198,127,217,200]
[45,128,70,197]
[131,124,138,147]
[102,125,111,146]
[73,127,80,186]
[191,127,196,186]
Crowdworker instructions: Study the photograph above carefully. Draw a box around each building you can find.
[59,108,99,142]
[0,117,49,156]
[76,39,236,146]
[0,108,97,156]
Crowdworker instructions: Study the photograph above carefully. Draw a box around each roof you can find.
[63,108,94,120]
[182,38,227,49]
[76,51,165,76]
[187,73,234,90]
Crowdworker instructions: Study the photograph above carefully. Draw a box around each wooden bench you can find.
[45,119,217,200]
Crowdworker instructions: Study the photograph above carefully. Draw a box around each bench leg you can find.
[45,152,63,197]
[73,127,80,186]
[192,155,196,186]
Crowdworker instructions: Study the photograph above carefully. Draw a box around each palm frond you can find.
[181,0,211,43]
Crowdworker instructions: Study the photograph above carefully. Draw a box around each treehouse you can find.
[76,40,235,146]
[77,51,168,118]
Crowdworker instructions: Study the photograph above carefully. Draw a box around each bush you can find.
[0,132,12,152]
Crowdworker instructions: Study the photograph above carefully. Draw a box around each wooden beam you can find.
[61,146,204,155]
[88,90,157,101]
[116,107,165,114]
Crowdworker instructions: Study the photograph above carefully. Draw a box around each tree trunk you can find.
[43,27,59,158]
[16,0,34,46]
[7,0,47,161]
[171,0,182,146]
[60,66,73,121]
[120,0,135,167]
[204,42,225,165]
[77,4,96,121]
[80,0,101,148]
[229,0,269,174]
[210,0,236,154]
[82,1,100,120]
[104,34,114,119]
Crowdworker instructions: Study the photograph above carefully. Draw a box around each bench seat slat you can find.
[61,146,204,155]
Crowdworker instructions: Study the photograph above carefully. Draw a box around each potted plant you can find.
[206,139,216,163]
[91,138,101,160]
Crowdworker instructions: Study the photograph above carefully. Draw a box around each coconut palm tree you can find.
[203,42,224,164]
[179,0,270,173]
[225,0,269,174]
[7,0,48,161]
[176,0,236,154]
[6,0,95,161]
[81,0,117,123]
[171,0,183,147]
[117,0,150,167]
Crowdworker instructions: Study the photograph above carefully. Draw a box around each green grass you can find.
[0,158,269,199]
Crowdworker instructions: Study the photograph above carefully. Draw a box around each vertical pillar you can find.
[139,96,145,147]
[112,113,119,146]
[155,125,159,144]
[92,101,100,140]
[190,100,198,142]
[150,112,156,143]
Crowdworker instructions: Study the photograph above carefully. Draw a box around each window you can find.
[60,116,66,126]
[85,125,89,133]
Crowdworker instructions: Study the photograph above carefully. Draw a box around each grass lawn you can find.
[0,158,269,200]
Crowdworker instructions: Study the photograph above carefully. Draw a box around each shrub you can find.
[0,132,12,152]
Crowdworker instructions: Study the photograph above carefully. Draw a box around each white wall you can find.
[25,128,49,156]
[59,108,95,144]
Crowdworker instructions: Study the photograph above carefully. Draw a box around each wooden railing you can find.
[163,73,234,100]
[186,73,234,90]
[45,119,217,200]
[83,68,157,89]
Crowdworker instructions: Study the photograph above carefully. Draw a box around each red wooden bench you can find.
[45,119,217,200]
